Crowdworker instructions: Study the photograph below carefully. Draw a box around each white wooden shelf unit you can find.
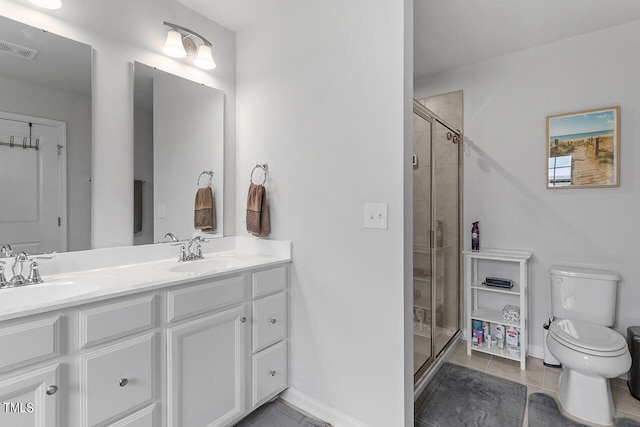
[463,248,532,370]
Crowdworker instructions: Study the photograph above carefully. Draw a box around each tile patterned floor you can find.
[448,343,640,426]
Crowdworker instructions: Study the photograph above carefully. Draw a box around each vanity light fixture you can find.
[162,21,216,70]
[28,0,62,9]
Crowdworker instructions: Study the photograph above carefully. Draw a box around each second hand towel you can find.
[195,187,216,232]
[246,183,270,237]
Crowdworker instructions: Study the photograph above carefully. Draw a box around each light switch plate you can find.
[364,203,388,229]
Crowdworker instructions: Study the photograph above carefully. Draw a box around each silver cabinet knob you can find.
[119,378,129,387]
[268,370,277,377]
[269,318,277,324]
[240,316,247,323]
[46,385,58,395]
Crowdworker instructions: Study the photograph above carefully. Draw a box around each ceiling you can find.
[178,0,640,81]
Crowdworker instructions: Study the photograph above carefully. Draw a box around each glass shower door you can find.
[413,100,461,383]
[413,111,433,373]
[432,121,460,356]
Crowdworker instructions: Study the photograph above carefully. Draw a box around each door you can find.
[167,305,248,427]
[0,364,59,427]
[412,110,433,374]
[432,120,460,356]
[0,113,66,253]
[413,100,461,382]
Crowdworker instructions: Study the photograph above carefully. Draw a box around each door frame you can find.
[0,110,68,252]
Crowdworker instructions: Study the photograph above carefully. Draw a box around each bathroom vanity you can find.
[0,237,291,427]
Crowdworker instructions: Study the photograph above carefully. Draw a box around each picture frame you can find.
[547,106,620,189]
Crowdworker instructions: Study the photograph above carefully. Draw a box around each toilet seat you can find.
[549,319,627,356]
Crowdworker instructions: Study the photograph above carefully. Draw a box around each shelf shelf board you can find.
[462,248,532,262]
[471,309,521,328]
[470,343,522,361]
[470,280,521,295]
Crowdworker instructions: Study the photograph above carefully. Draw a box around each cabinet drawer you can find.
[0,317,59,372]
[252,266,287,298]
[252,340,288,408]
[167,275,246,323]
[253,292,287,353]
[80,333,156,426]
[79,295,157,348]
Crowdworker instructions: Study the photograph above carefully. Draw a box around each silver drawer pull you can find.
[119,378,129,387]
[46,385,58,395]
[268,370,277,377]
[269,318,277,324]
[240,316,247,323]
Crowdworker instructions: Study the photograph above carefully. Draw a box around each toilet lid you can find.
[549,319,628,356]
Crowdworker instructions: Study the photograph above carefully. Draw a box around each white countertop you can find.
[0,237,291,322]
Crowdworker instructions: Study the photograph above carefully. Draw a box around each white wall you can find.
[0,74,91,251]
[0,0,236,247]
[236,1,413,426]
[415,21,640,352]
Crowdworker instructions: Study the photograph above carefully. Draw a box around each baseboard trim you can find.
[280,387,367,427]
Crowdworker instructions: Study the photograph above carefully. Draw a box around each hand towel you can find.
[246,183,270,237]
[133,180,143,233]
[194,187,216,232]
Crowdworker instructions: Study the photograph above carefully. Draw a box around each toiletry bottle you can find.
[471,222,480,251]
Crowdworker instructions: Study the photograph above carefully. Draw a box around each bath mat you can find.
[415,362,526,427]
[234,399,330,427]
[528,393,640,427]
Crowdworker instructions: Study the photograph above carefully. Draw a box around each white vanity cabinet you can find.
[0,259,291,427]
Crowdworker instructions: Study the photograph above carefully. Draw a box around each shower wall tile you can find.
[419,90,463,131]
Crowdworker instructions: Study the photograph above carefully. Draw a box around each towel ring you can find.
[250,164,268,185]
[197,171,214,187]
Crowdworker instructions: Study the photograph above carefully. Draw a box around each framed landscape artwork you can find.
[547,106,620,189]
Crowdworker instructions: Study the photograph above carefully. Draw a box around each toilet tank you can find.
[550,265,621,326]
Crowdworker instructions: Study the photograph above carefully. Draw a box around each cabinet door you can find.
[167,305,248,427]
[0,364,59,427]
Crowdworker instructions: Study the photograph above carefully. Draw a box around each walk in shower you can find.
[412,99,462,386]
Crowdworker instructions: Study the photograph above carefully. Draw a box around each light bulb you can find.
[28,0,62,9]
[162,30,187,58]
[193,44,216,70]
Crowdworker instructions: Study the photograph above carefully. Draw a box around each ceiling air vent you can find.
[0,40,38,60]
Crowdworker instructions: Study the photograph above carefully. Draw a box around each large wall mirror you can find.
[133,62,224,245]
[0,15,92,254]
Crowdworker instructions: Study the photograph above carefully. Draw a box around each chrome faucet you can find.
[10,252,29,286]
[164,232,179,243]
[0,261,7,288]
[187,236,207,261]
[0,251,56,288]
[0,244,12,258]
[173,236,208,262]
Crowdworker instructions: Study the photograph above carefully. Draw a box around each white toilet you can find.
[546,265,631,425]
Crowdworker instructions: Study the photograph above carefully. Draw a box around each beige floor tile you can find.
[612,384,640,417]
[542,367,561,392]
[448,345,492,372]
[486,355,545,388]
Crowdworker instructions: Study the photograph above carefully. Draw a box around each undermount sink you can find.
[168,257,246,274]
[0,278,104,310]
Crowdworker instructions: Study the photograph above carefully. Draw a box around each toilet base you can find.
[558,368,615,425]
